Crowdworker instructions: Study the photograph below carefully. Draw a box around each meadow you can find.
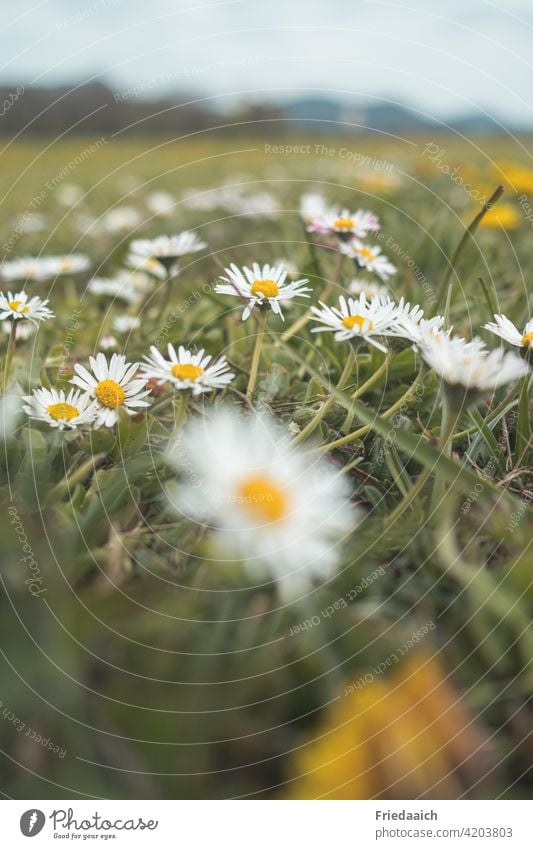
[0,132,532,799]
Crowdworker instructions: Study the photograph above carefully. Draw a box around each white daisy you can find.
[341,241,397,281]
[420,333,529,406]
[70,353,152,428]
[128,231,207,272]
[309,207,380,239]
[2,320,36,341]
[0,394,20,441]
[166,408,358,597]
[22,387,98,431]
[100,334,118,350]
[0,291,54,324]
[387,298,447,346]
[42,254,91,277]
[55,183,84,205]
[112,315,141,334]
[484,314,533,355]
[88,271,153,304]
[215,262,312,321]
[299,192,327,226]
[348,278,389,300]
[100,206,143,234]
[141,344,235,395]
[124,253,168,279]
[310,294,397,351]
[146,191,176,217]
[0,256,52,283]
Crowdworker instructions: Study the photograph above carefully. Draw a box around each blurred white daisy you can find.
[146,190,176,217]
[2,319,36,341]
[0,291,54,324]
[100,206,143,234]
[299,192,327,226]
[0,394,20,441]
[100,334,118,350]
[341,241,397,281]
[420,333,529,405]
[0,257,49,283]
[44,254,91,277]
[70,353,151,428]
[141,344,235,395]
[309,207,380,239]
[124,254,168,279]
[310,294,397,351]
[112,315,141,333]
[166,408,358,597]
[88,271,153,304]
[348,278,389,299]
[22,387,97,431]
[484,314,533,355]
[215,262,312,321]
[128,231,207,273]
[55,183,84,205]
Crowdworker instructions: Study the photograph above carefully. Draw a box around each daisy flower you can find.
[299,192,327,226]
[22,387,98,431]
[484,314,533,361]
[0,257,51,283]
[309,207,380,239]
[100,334,118,350]
[387,298,447,347]
[141,344,235,395]
[0,394,20,441]
[0,291,54,324]
[124,254,168,280]
[348,278,389,300]
[310,294,397,351]
[100,206,143,234]
[215,262,312,321]
[113,315,141,333]
[70,353,151,428]
[2,320,36,341]
[419,333,529,408]
[88,271,153,304]
[128,231,207,272]
[146,190,176,217]
[42,254,91,277]
[341,241,397,281]
[166,408,358,597]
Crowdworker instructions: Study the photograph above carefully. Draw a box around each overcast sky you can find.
[1,0,533,125]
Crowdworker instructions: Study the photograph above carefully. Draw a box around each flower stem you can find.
[246,311,267,401]
[3,320,17,393]
[291,347,355,446]
[280,252,344,344]
[305,364,427,455]
[341,351,393,433]
[51,452,106,499]
[385,398,461,527]
[172,391,189,430]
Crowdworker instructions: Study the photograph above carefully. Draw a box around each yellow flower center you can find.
[237,475,289,523]
[334,216,354,230]
[47,402,79,421]
[357,247,376,262]
[95,379,126,408]
[8,300,29,313]
[171,363,204,381]
[521,331,533,348]
[342,314,373,332]
[251,279,279,299]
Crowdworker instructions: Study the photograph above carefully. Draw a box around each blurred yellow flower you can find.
[478,202,521,230]
[288,654,492,799]
[493,161,533,195]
